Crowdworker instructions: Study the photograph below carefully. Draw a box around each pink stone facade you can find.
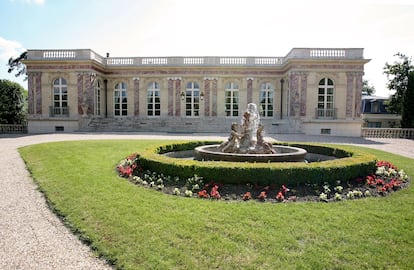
[24,48,369,136]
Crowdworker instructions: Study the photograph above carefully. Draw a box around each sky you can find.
[1,0,414,97]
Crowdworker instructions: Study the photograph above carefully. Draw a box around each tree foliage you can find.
[362,79,375,95]
[383,53,414,114]
[0,79,26,124]
[8,51,28,80]
[400,72,414,128]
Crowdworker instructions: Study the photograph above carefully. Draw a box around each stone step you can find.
[80,117,302,134]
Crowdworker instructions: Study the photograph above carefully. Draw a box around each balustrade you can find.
[27,48,364,67]
[362,128,414,139]
[0,124,27,134]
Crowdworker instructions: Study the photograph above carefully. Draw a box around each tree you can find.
[8,51,27,80]
[400,72,414,128]
[383,53,414,114]
[0,79,26,124]
[362,79,376,95]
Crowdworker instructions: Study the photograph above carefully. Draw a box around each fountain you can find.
[194,103,307,162]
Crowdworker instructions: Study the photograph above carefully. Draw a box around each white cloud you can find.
[24,0,45,5]
[0,37,26,62]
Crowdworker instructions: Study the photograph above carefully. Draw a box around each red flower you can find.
[242,192,252,201]
[376,160,398,171]
[366,175,376,187]
[276,191,285,202]
[281,184,290,195]
[257,191,267,201]
[198,189,209,198]
[376,179,385,186]
[210,185,221,199]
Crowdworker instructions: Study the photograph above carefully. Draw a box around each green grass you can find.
[19,140,414,270]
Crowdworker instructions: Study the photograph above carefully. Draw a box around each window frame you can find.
[147,81,161,117]
[224,82,239,117]
[114,82,128,117]
[317,78,335,118]
[259,82,274,118]
[52,77,68,115]
[185,81,200,117]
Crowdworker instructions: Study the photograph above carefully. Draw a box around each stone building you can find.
[24,48,369,136]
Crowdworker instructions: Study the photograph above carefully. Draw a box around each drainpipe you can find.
[104,79,108,118]
[280,78,284,119]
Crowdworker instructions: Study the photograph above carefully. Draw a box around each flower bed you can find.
[137,141,378,186]
[117,153,409,203]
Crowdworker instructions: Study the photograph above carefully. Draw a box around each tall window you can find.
[225,82,239,117]
[147,82,160,116]
[52,77,68,115]
[185,82,200,117]
[114,82,127,116]
[259,82,274,117]
[94,80,102,116]
[318,78,334,117]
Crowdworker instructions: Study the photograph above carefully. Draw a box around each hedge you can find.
[138,141,377,187]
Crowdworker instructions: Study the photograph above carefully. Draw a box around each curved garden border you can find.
[137,141,378,187]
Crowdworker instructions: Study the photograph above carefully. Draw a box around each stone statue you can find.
[239,103,260,151]
[219,103,274,154]
[218,122,241,153]
[256,124,276,154]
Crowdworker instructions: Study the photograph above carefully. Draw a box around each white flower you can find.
[184,190,193,197]
[319,192,328,201]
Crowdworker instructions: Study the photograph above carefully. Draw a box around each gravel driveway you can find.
[0,133,413,269]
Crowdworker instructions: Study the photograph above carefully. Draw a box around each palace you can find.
[24,48,369,136]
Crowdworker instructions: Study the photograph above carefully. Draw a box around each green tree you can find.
[0,79,26,124]
[383,53,414,114]
[400,72,414,128]
[362,79,376,95]
[8,51,27,79]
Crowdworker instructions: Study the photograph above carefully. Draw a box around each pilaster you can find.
[346,72,354,117]
[204,77,216,117]
[77,72,84,115]
[212,79,218,116]
[300,72,308,116]
[133,77,140,116]
[354,72,363,118]
[246,77,254,104]
[175,79,181,116]
[289,72,300,117]
[27,72,35,114]
[167,77,181,116]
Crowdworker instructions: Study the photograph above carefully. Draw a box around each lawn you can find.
[19,140,414,270]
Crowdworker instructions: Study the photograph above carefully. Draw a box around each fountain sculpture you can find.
[195,103,307,162]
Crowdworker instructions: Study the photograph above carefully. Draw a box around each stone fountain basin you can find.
[194,144,307,163]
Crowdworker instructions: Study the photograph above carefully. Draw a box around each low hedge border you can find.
[138,141,377,187]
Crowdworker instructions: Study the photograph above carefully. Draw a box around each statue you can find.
[219,103,275,154]
[239,103,260,151]
[256,124,276,154]
[218,122,241,153]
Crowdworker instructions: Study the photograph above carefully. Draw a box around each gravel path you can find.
[0,132,413,269]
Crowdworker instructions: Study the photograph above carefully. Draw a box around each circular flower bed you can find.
[117,153,409,203]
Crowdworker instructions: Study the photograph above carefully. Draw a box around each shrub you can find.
[138,141,377,187]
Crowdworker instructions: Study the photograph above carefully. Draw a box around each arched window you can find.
[94,79,102,116]
[225,82,239,117]
[185,82,200,117]
[114,82,127,116]
[259,82,274,117]
[317,78,335,118]
[147,82,160,116]
[52,77,68,116]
